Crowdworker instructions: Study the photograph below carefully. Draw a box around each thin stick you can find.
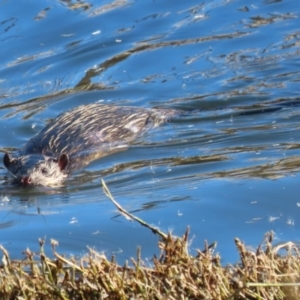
[101,179,167,240]
[247,282,300,287]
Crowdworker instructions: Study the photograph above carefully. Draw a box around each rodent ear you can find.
[3,153,11,169]
[58,153,69,171]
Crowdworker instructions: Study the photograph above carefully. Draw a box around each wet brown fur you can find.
[4,103,176,186]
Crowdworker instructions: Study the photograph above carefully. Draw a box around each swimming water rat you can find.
[3,103,176,187]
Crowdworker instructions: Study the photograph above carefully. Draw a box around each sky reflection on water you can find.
[0,0,299,263]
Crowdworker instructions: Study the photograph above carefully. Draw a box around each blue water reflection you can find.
[0,0,300,263]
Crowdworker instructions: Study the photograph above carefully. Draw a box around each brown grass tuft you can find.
[0,182,299,299]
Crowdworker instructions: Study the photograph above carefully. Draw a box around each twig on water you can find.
[101,179,167,240]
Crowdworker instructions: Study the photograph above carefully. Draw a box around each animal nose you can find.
[21,176,32,185]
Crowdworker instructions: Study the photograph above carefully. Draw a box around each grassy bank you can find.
[0,182,299,299]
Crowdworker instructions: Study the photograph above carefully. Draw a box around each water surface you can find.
[0,0,300,263]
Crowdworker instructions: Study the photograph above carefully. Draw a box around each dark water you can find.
[0,0,300,263]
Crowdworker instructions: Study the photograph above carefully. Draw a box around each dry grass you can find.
[0,230,300,299]
[0,181,299,299]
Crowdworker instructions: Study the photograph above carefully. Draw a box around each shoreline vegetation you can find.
[0,180,299,299]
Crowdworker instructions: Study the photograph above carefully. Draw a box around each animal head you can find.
[3,153,69,187]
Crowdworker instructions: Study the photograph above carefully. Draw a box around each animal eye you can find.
[41,168,48,175]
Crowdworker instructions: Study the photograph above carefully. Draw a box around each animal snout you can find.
[21,176,32,185]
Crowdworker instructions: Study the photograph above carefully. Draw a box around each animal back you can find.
[22,104,170,159]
